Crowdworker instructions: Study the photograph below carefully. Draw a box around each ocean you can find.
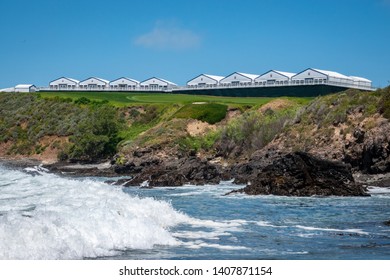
[0,165,389,260]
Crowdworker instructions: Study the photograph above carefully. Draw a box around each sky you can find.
[0,0,389,88]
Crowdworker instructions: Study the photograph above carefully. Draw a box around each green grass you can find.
[38,91,311,107]
[172,103,228,124]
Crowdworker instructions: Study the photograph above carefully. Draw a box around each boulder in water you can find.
[229,152,368,197]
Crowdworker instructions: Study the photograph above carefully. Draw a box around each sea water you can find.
[0,165,389,260]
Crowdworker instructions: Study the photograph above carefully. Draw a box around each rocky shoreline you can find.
[3,150,390,197]
[2,88,390,197]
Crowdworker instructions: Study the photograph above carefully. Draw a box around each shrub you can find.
[173,103,228,124]
[0,93,124,161]
[177,130,221,153]
[74,97,91,105]
[216,109,295,158]
[64,105,124,162]
[378,86,390,119]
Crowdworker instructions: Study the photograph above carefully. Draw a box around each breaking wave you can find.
[0,166,188,259]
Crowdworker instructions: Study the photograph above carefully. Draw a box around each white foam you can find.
[166,183,239,197]
[367,187,390,194]
[0,167,190,259]
[295,225,369,235]
[256,220,369,235]
[183,241,248,251]
[256,220,288,228]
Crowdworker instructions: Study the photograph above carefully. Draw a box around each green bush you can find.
[0,93,124,161]
[216,109,295,158]
[177,130,221,153]
[64,105,124,162]
[172,103,228,124]
[74,97,91,105]
[378,86,390,119]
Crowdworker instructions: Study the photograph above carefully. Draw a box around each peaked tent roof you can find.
[273,70,296,78]
[256,70,296,79]
[235,72,259,80]
[110,77,140,84]
[203,74,225,82]
[221,72,259,82]
[79,77,110,84]
[50,77,80,84]
[140,77,177,86]
[187,74,224,84]
[312,69,352,80]
[66,77,80,83]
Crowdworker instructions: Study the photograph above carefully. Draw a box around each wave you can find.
[0,167,189,259]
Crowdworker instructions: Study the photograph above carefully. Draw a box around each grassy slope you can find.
[38,92,312,151]
[0,91,314,161]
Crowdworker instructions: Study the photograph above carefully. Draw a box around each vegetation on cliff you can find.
[1,87,389,173]
[0,93,124,162]
[262,87,390,173]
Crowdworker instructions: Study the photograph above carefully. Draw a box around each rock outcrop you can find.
[119,156,221,187]
[229,152,368,196]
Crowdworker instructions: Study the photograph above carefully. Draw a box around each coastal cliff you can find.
[1,87,390,196]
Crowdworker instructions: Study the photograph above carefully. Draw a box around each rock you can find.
[229,149,287,184]
[114,162,136,174]
[383,220,390,226]
[133,148,152,158]
[123,156,221,187]
[355,172,390,187]
[353,129,365,144]
[229,152,368,197]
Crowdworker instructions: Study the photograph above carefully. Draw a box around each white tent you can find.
[49,77,79,90]
[140,77,177,90]
[220,72,259,86]
[110,77,139,90]
[79,77,109,89]
[255,70,296,86]
[187,74,224,88]
[291,68,353,86]
[14,84,37,92]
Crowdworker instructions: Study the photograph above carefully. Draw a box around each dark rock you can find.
[341,122,390,174]
[383,220,390,226]
[229,152,368,197]
[361,140,390,173]
[230,149,286,185]
[353,129,365,144]
[140,158,161,167]
[114,162,136,174]
[123,156,221,187]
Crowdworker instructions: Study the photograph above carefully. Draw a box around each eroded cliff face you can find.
[260,90,390,174]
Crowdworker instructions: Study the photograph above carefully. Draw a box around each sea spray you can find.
[0,166,188,259]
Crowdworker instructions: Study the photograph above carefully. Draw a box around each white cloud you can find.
[135,21,201,50]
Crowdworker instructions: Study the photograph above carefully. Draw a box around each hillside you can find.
[1,88,390,192]
[1,92,303,163]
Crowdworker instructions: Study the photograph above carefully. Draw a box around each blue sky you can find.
[1,0,389,88]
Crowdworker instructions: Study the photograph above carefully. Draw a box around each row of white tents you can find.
[49,77,177,91]
[186,68,372,89]
[1,68,373,93]
[47,68,372,91]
